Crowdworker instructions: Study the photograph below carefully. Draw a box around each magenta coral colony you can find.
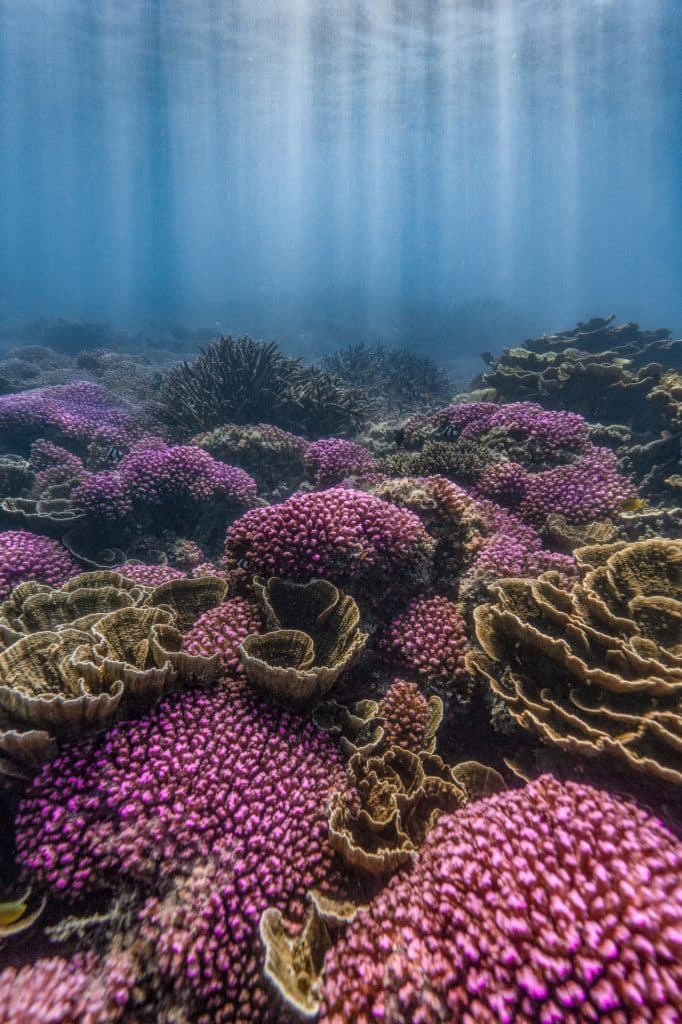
[0,315,680,1024]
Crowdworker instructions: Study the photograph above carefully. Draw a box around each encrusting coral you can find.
[319,774,682,1023]
[468,537,682,784]
[240,577,367,705]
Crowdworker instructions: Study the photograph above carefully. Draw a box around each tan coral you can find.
[468,538,682,785]
[240,578,367,705]
[313,698,384,757]
[144,576,229,632]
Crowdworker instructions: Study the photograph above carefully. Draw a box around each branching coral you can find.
[377,679,443,754]
[321,341,451,414]
[184,595,263,676]
[304,438,374,487]
[15,680,348,1022]
[381,595,471,698]
[194,422,309,497]
[468,538,682,784]
[156,334,366,439]
[224,486,434,595]
[0,531,79,599]
[320,774,682,1023]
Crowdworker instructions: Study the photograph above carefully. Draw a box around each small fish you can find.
[439,422,458,439]
[106,445,123,461]
[237,558,251,571]
[620,496,645,512]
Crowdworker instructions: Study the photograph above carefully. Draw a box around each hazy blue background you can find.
[0,0,680,358]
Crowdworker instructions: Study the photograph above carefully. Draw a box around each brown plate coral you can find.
[468,538,682,784]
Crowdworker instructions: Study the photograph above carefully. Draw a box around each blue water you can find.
[0,0,681,354]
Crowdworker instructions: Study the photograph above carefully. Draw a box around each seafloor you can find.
[0,315,680,1023]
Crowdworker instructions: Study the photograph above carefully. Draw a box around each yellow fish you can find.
[620,497,645,512]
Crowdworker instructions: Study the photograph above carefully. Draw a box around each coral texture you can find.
[320,775,682,1023]
[0,531,78,599]
[0,381,139,449]
[16,681,347,1023]
[225,486,434,591]
[305,438,375,487]
[377,679,443,754]
[469,538,682,784]
[382,595,470,695]
[184,595,263,675]
[111,562,187,586]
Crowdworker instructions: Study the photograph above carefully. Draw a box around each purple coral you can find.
[112,562,187,586]
[381,595,470,693]
[15,681,347,1022]
[519,446,635,525]
[0,530,79,598]
[470,498,577,582]
[224,486,434,589]
[0,952,136,1024]
[183,596,263,675]
[305,438,375,487]
[71,442,257,521]
[28,439,86,492]
[320,775,682,1024]
[442,401,591,455]
[0,381,139,448]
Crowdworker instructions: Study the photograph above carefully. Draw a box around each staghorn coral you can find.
[468,538,682,784]
[0,531,79,599]
[184,595,263,675]
[320,341,450,414]
[224,487,434,595]
[304,438,374,487]
[0,381,140,453]
[377,679,443,754]
[240,578,367,705]
[15,680,348,1023]
[381,595,471,698]
[156,334,366,439]
[320,774,682,1023]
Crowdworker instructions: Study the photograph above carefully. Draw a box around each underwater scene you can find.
[0,1,681,1022]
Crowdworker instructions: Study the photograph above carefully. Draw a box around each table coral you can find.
[320,775,682,1023]
[224,486,434,592]
[16,681,348,1023]
[469,538,682,784]
[0,530,79,599]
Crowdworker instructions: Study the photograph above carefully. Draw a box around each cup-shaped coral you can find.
[240,577,367,705]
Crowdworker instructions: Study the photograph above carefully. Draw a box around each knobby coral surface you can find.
[320,775,682,1023]
[381,595,471,698]
[469,538,682,784]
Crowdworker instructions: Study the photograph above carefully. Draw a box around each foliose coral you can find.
[225,486,434,594]
[469,538,682,784]
[0,531,79,599]
[320,775,682,1023]
[304,438,375,487]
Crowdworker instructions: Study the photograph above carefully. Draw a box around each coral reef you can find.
[380,595,471,699]
[321,341,451,414]
[304,438,374,487]
[156,334,366,438]
[240,577,367,705]
[195,422,309,497]
[15,681,348,1022]
[468,538,682,784]
[0,381,140,454]
[0,531,78,599]
[225,486,434,595]
[377,679,443,754]
[320,774,682,1023]
[184,595,263,675]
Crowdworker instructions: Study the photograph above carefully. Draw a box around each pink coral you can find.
[519,447,635,525]
[0,381,139,448]
[28,439,86,492]
[470,497,577,583]
[16,681,347,1022]
[378,679,435,753]
[382,595,470,693]
[305,438,375,487]
[183,596,263,674]
[0,530,79,598]
[320,775,682,1024]
[112,562,187,586]
[0,952,136,1024]
[72,442,257,521]
[224,486,434,590]
[441,401,591,456]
